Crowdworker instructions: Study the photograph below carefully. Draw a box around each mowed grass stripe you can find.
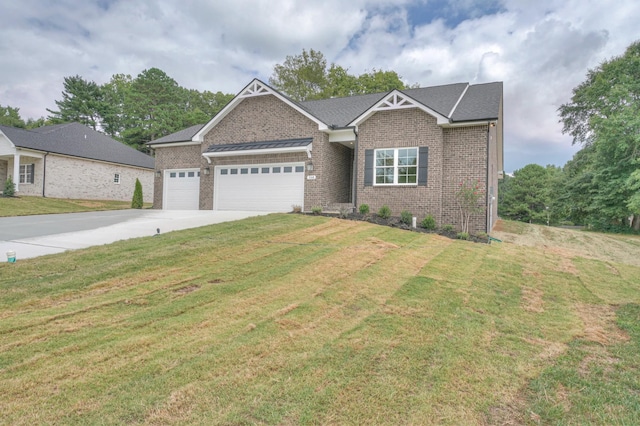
[1,215,640,425]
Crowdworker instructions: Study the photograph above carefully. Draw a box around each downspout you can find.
[352,127,359,209]
[485,122,491,233]
[42,152,49,197]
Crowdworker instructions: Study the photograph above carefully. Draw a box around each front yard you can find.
[1,215,639,424]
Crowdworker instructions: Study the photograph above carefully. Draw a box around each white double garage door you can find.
[163,162,305,211]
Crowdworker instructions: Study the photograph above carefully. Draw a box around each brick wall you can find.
[0,160,6,190]
[441,125,489,233]
[202,95,352,210]
[356,109,445,222]
[14,154,153,202]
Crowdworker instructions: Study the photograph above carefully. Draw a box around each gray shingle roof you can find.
[204,138,312,154]
[148,80,502,145]
[0,123,154,169]
[450,82,503,122]
[148,124,204,144]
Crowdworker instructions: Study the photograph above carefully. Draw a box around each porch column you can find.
[13,153,20,192]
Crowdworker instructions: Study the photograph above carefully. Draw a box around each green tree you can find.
[47,75,107,130]
[499,164,550,224]
[559,40,640,230]
[270,49,410,101]
[121,68,185,149]
[0,105,26,128]
[131,178,143,209]
[269,48,328,101]
[101,74,133,138]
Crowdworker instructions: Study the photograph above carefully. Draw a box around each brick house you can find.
[148,79,503,233]
[0,122,154,202]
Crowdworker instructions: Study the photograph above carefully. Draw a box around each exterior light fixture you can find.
[306,162,314,171]
[203,167,210,175]
[155,170,162,178]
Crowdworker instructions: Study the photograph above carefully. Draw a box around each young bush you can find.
[311,206,322,215]
[338,206,350,219]
[3,176,16,197]
[457,232,470,240]
[131,178,143,209]
[421,214,436,230]
[359,204,370,215]
[378,205,392,219]
[291,205,302,213]
[442,224,454,232]
[400,210,412,225]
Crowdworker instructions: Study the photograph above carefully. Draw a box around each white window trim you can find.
[114,173,121,184]
[374,147,418,186]
[19,164,34,184]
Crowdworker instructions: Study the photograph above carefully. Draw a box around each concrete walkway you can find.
[1,210,269,262]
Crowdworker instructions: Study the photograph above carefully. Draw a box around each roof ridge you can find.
[448,83,470,118]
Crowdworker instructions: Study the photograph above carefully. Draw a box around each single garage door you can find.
[164,169,200,210]
[215,163,305,211]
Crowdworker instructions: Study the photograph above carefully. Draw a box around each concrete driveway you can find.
[1,210,269,262]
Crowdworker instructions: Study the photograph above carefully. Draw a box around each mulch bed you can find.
[302,212,489,244]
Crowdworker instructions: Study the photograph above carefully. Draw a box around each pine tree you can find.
[131,178,143,209]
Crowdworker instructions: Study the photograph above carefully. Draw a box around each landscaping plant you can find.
[377,205,391,219]
[131,178,143,209]
[455,178,485,233]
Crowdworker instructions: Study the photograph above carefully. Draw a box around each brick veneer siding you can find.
[201,95,351,210]
[441,125,489,233]
[152,144,202,209]
[0,160,7,190]
[12,154,153,202]
[356,109,445,222]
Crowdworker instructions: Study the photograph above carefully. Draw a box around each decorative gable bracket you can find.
[239,81,272,98]
[374,93,418,111]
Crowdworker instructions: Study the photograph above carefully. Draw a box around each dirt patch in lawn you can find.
[576,303,630,345]
[492,220,640,267]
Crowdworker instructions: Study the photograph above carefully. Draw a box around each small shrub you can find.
[359,204,370,215]
[131,178,143,209]
[311,206,322,215]
[442,224,454,232]
[421,214,436,230]
[3,176,16,197]
[291,205,302,213]
[400,210,412,225]
[476,231,488,240]
[457,232,470,240]
[378,205,392,219]
[338,206,350,219]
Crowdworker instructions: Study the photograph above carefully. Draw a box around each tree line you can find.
[500,41,640,232]
[1,49,409,152]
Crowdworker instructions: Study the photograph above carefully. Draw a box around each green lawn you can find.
[1,215,639,425]
[0,196,150,217]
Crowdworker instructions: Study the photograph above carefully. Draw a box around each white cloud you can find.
[1,0,639,172]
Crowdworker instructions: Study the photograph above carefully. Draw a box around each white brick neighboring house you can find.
[0,123,154,202]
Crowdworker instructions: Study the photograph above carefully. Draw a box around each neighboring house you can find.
[148,79,503,233]
[0,122,154,202]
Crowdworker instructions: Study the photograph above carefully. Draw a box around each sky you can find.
[1,0,639,173]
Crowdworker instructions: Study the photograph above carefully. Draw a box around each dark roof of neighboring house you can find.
[0,123,154,169]
[149,124,205,144]
[148,80,503,145]
[204,138,312,154]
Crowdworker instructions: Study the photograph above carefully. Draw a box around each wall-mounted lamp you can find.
[155,170,162,178]
[306,162,314,172]
[490,122,496,127]
[203,167,210,175]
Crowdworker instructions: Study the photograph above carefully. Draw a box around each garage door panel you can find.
[164,169,200,210]
[215,163,304,212]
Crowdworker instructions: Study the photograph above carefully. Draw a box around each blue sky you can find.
[1,0,639,172]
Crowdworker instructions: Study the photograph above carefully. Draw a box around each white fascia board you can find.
[327,128,357,143]
[193,79,328,142]
[148,141,201,148]
[202,144,312,160]
[348,89,449,126]
[442,120,498,128]
[15,148,45,159]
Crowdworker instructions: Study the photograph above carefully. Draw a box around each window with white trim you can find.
[19,164,34,184]
[114,173,120,184]
[374,148,418,185]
